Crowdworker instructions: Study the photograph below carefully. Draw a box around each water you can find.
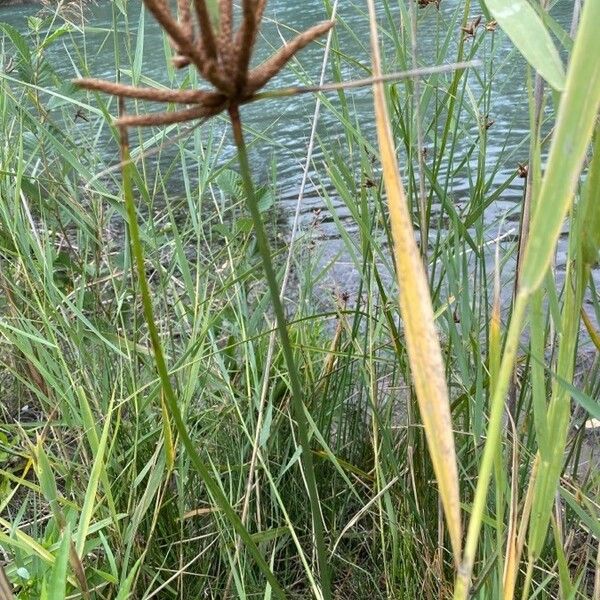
[1,1,571,186]
[2,0,595,308]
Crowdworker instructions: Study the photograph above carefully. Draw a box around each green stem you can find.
[228,104,331,600]
[520,558,534,600]
[454,294,528,600]
[119,126,286,599]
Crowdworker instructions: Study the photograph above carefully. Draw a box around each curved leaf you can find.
[520,0,600,292]
[484,0,565,90]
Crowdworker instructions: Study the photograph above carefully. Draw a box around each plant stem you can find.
[228,103,332,600]
[118,123,286,599]
[454,294,528,600]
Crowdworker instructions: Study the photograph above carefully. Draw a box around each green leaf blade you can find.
[520,0,600,292]
[484,0,565,90]
[48,525,71,600]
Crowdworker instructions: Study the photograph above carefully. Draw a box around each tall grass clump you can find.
[0,0,599,598]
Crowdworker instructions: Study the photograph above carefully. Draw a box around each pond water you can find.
[2,0,596,308]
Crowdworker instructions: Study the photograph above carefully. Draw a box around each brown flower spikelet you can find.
[75,0,334,128]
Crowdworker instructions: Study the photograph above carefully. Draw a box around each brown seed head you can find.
[74,0,334,129]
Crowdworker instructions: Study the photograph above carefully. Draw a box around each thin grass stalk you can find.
[77,64,477,187]
[221,320,278,599]
[251,62,478,101]
[225,8,339,595]
[227,103,331,600]
[454,295,527,600]
[407,0,428,265]
[506,0,560,439]
[490,222,507,588]
[520,559,534,600]
[501,413,518,600]
[490,236,502,395]
[503,455,539,600]
[509,65,545,419]
[428,0,471,198]
[569,0,582,38]
[505,62,547,597]
[455,0,600,593]
[117,118,285,599]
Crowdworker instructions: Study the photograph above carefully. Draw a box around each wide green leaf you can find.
[520,0,600,291]
[48,525,71,600]
[484,0,565,90]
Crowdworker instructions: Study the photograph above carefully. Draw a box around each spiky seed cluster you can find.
[75,0,334,128]
[417,0,440,9]
[461,15,482,39]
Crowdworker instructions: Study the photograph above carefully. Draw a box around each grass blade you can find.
[33,438,64,528]
[75,400,113,557]
[118,127,286,597]
[456,2,600,595]
[484,0,565,90]
[366,0,462,563]
[48,524,71,600]
[519,0,600,293]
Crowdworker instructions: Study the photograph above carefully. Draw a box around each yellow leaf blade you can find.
[366,0,462,562]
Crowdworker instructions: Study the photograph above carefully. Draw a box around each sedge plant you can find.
[75,1,335,597]
[2,0,599,597]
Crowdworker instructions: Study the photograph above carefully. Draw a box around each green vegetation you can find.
[0,0,599,599]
